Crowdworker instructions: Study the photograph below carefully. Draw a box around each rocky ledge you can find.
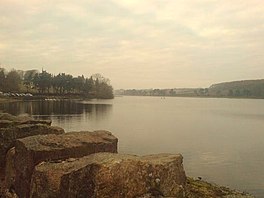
[29,153,254,198]
[0,113,254,198]
[0,113,65,197]
[14,130,118,198]
[30,153,186,198]
[0,113,62,168]
[0,124,64,168]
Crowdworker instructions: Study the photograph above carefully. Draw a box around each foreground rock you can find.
[14,131,118,198]
[0,124,64,168]
[30,153,186,198]
[30,153,253,198]
[0,114,62,196]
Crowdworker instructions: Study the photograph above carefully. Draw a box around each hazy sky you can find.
[0,0,264,89]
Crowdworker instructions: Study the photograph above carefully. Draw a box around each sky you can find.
[0,0,264,89]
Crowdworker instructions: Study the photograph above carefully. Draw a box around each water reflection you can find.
[1,97,264,197]
[0,100,112,122]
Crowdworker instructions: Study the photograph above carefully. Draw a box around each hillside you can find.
[208,79,264,98]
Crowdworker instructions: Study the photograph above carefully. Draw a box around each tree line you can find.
[0,68,114,99]
[115,88,208,97]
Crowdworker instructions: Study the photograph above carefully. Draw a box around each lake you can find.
[1,96,264,197]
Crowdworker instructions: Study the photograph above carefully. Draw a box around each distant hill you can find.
[115,79,264,98]
[208,79,264,98]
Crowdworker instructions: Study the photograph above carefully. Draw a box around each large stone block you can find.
[30,153,186,198]
[14,130,118,198]
[0,124,64,168]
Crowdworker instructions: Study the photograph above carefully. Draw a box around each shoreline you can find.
[115,94,264,100]
[1,93,264,105]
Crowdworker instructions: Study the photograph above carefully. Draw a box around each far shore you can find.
[1,93,264,106]
[115,94,264,100]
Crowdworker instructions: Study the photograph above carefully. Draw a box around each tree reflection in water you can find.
[0,100,112,124]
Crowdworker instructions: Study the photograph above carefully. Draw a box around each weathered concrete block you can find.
[14,130,118,198]
[30,153,186,198]
[0,124,64,168]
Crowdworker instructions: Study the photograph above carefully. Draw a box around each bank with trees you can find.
[0,68,114,99]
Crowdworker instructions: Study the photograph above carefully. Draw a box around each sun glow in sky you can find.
[0,0,264,89]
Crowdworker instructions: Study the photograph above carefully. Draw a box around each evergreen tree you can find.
[0,69,5,91]
[6,70,21,92]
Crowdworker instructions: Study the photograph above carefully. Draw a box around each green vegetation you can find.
[0,68,114,99]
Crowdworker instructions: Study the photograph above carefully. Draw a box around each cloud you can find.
[0,0,264,88]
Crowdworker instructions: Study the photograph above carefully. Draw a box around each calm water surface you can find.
[1,96,264,197]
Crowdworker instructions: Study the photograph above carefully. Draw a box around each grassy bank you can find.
[186,177,253,198]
